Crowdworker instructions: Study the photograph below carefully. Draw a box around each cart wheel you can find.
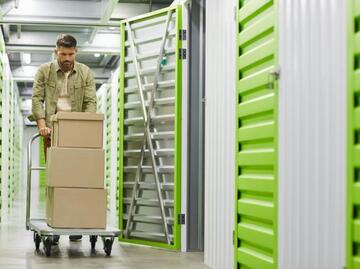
[103,238,113,256]
[33,232,41,250]
[44,238,52,257]
[90,235,97,250]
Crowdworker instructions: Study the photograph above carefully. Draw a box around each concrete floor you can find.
[0,195,209,269]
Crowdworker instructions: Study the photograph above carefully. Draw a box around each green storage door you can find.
[118,5,183,250]
[106,86,112,209]
[348,1,360,268]
[39,138,46,202]
[236,0,278,268]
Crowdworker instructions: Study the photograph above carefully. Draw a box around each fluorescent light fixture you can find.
[94,53,100,58]
[22,52,31,65]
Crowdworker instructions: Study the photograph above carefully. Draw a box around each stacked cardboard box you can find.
[46,112,107,229]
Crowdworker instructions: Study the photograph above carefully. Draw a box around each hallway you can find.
[0,193,208,269]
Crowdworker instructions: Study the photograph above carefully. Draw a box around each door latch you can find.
[267,69,280,89]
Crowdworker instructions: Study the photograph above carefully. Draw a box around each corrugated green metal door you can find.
[348,1,360,268]
[39,138,46,202]
[235,0,278,268]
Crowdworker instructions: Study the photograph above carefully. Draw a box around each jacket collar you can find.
[54,60,78,73]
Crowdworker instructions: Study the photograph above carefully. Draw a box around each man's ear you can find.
[54,48,58,55]
[75,48,78,53]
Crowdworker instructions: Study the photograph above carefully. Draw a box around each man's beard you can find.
[59,60,73,72]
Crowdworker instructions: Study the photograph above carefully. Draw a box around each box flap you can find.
[51,112,104,122]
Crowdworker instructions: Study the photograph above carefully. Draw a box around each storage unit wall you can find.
[1,52,9,218]
[205,1,347,268]
[96,80,119,227]
[10,83,23,205]
[109,68,119,227]
[14,94,23,201]
[0,49,23,219]
[278,1,346,268]
[6,76,23,208]
[96,83,109,204]
[118,5,183,249]
[8,78,14,207]
[204,0,236,267]
[0,32,4,219]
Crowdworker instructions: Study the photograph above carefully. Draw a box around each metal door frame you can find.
[118,5,183,250]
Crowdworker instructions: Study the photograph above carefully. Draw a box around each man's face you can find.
[55,46,77,71]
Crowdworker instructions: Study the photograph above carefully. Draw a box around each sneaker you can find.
[52,235,60,245]
[69,235,82,242]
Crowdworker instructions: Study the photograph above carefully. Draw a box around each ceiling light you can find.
[22,53,31,65]
[94,53,100,58]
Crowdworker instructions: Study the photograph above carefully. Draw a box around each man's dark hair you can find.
[56,34,77,48]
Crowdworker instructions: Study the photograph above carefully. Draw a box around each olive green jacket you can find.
[29,60,97,127]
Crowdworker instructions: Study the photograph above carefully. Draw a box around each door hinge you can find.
[179,29,187,40]
[179,48,186,60]
[178,214,185,225]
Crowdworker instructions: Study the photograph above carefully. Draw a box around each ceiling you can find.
[0,0,173,116]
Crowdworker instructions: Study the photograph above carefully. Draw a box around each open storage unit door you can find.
[118,5,183,250]
[235,0,279,268]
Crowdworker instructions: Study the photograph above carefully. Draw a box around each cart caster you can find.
[43,237,52,257]
[90,235,97,250]
[103,238,113,256]
[33,232,41,250]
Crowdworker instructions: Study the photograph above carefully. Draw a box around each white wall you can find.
[204,0,236,268]
[109,70,119,227]
[1,53,11,221]
[278,1,347,268]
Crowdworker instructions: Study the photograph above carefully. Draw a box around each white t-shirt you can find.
[56,71,72,112]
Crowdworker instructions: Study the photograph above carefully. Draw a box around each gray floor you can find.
[0,195,209,269]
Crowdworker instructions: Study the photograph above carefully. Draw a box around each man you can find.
[31,34,96,153]
[29,34,97,242]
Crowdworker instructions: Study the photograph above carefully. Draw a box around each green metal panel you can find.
[348,0,360,268]
[39,138,46,202]
[106,86,112,208]
[118,5,182,250]
[235,0,278,268]
[8,80,13,207]
[118,22,125,239]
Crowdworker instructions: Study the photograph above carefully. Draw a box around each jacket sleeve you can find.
[31,66,46,121]
[82,69,97,112]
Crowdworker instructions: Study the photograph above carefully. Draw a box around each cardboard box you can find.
[46,187,107,229]
[51,112,104,148]
[47,147,105,189]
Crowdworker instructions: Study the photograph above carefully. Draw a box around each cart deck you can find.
[29,218,120,237]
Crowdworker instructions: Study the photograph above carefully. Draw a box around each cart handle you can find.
[26,133,46,230]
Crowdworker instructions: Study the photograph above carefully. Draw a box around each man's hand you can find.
[37,119,51,137]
